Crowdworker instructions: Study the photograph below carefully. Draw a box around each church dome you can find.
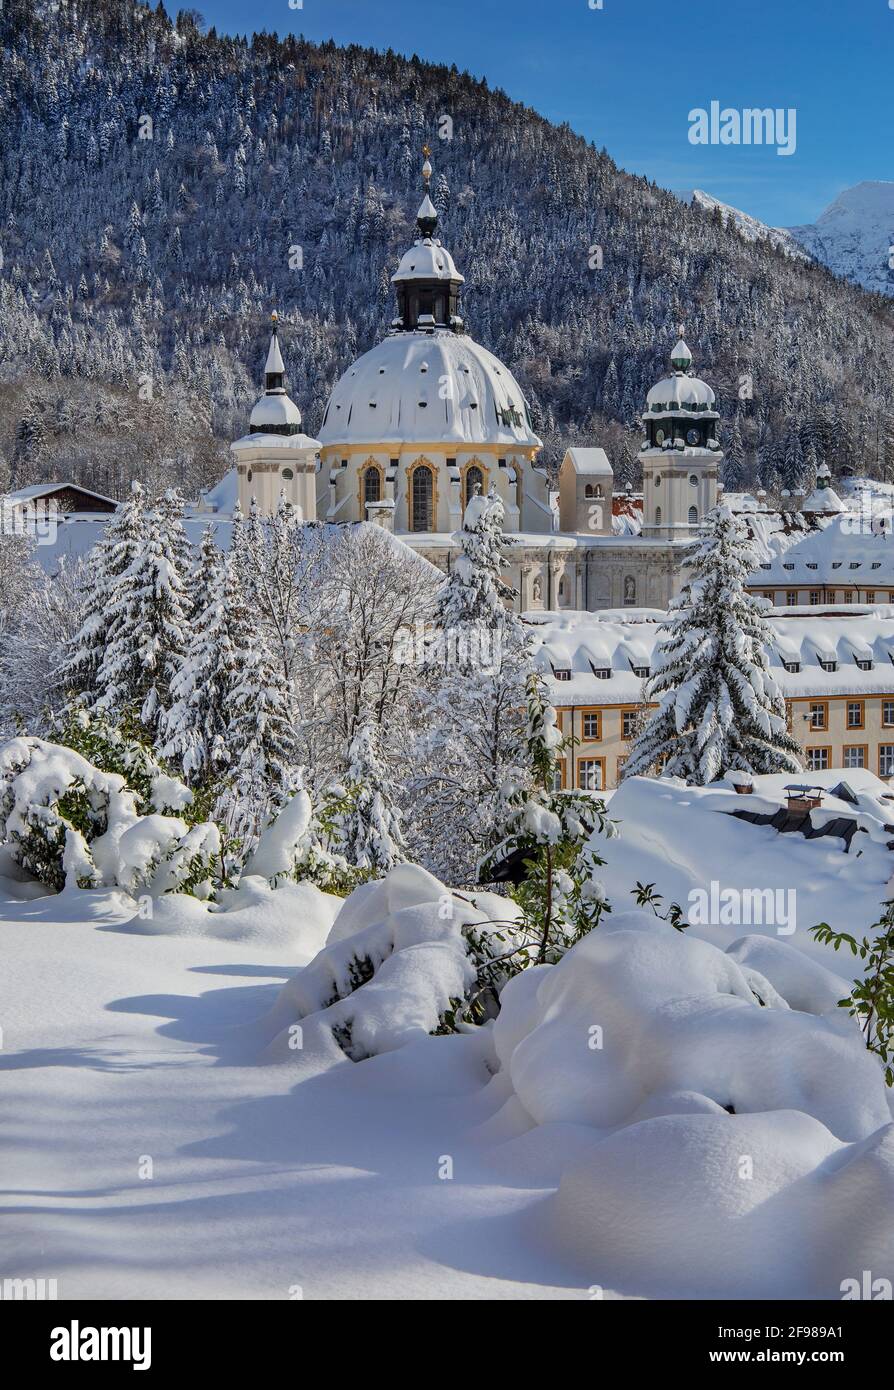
[318,152,539,452]
[392,239,463,284]
[645,373,716,413]
[318,330,541,449]
[644,331,718,417]
[250,391,303,431]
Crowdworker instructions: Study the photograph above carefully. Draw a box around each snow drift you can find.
[492,910,894,1298]
[263,864,520,1065]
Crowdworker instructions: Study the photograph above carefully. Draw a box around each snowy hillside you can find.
[2,1,894,501]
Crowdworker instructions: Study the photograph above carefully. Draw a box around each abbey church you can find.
[230,152,728,614]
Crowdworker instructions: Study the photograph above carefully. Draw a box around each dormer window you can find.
[855,657,873,671]
[819,658,838,673]
[783,660,801,674]
[590,664,612,680]
[631,663,650,679]
[552,667,572,682]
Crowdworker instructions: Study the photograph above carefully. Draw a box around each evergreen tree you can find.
[333,721,406,873]
[624,505,803,785]
[94,488,193,737]
[160,527,243,787]
[224,617,302,852]
[61,481,147,701]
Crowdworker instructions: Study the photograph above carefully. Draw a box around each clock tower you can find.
[639,332,722,539]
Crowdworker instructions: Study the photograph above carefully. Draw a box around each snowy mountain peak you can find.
[677,182,894,297]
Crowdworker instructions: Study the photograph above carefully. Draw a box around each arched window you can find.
[464,465,484,513]
[688,505,698,525]
[655,506,662,526]
[363,466,381,506]
[585,483,594,499]
[654,473,662,487]
[411,464,434,532]
[595,483,604,499]
[689,474,699,486]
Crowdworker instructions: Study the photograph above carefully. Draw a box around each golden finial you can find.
[422,143,432,159]
[271,309,279,326]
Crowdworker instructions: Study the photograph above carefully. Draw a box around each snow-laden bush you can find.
[0,736,220,896]
[244,786,384,897]
[263,863,523,1063]
[492,909,894,1298]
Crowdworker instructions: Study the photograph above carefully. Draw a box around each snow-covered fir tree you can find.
[624,505,803,785]
[410,486,532,883]
[61,480,148,701]
[93,488,193,736]
[160,527,243,787]
[333,721,406,874]
[223,615,302,852]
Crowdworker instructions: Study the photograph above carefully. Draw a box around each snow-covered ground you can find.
[3,780,893,1301]
[0,878,584,1300]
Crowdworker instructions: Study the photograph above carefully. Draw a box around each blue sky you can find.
[195,0,891,226]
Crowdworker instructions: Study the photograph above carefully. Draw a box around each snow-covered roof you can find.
[318,329,541,450]
[802,483,845,514]
[392,238,464,284]
[645,372,717,413]
[249,392,302,431]
[197,468,239,514]
[561,447,613,476]
[231,430,321,454]
[5,481,117,509]
[746,509,894,586]
[528,605,894,704]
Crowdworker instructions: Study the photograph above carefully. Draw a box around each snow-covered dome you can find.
[643,331,718,417]
[392,239,464,284]
[250,391,303,431]
[318,330,541,449]
[645,373,717,413]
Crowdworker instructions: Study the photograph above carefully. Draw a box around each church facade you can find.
[233,155,724,614]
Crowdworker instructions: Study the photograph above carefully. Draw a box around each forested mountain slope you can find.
[2,0,893,502]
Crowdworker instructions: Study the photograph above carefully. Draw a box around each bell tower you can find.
[231,312,321,519]
[639,329,722,538]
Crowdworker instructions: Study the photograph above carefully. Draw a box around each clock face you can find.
[686,428,700,446]
[655,428,666,445]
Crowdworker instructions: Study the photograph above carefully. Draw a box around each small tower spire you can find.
[416,145,439,239]
[670,325,693,374]
[264,309,286,392]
